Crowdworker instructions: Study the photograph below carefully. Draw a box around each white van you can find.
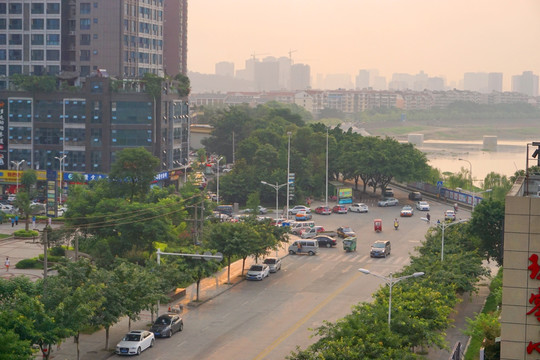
[289,221,315,235]
[288,239,319,256]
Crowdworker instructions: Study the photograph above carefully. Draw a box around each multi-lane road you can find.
[131,191,466,360]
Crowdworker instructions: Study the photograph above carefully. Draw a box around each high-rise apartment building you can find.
[163,0,187,77]
[0,1,63,88]
[290,63,310,90]
[1,0,187,85]
[512,71,539,97]
[488,72,503,93]
[215,61,234,77]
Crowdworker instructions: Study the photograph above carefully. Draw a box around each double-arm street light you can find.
[438,219,469,262]
[261,181,287,222]
[54,155,67,203]
[358,268,425,329]
[11,159,26,193]
[458,158,472,189]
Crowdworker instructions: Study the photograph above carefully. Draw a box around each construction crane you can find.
[251,52,269,61]
[288,49,298,64]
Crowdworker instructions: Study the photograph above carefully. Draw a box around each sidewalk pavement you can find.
[0,216,497,360]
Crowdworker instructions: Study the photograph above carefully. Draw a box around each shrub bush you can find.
[50,246,66,257]
[15,258,41,269]
[14,229,39,238]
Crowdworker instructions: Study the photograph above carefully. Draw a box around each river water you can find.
[419,140,531,185]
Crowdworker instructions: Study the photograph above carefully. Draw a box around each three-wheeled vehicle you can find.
[343,237,357,252]
[374,219,382,233]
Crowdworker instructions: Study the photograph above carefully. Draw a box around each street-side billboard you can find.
[0,100,7,170]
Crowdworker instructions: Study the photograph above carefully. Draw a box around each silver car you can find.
[377,198,399,207]
[116,330,155,356]
[348,203,369,213]
[246,264,270,280]
[263,257,282,273]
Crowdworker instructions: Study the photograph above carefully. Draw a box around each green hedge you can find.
[14,229,39,238]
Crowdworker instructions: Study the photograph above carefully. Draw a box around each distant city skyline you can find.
[188,0,540,92]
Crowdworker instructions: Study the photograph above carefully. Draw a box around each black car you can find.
[408,191,422,201]
[150,314,183,338]
[314,235,337,248]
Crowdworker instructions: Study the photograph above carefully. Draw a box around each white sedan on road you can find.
[348,203,369,213]
[416,201,430,211]
[116,330,155,356]
[246,264,270,280]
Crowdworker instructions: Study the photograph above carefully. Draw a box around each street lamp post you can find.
[325,127,329,208]
[286,131,292,220]
[358,268,424,329]
[54,155,67,204]
[216,156,223,205]
[458,158,472,189]
[11,159,26,193]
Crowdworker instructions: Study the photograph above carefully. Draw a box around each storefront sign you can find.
[527,254,540,353]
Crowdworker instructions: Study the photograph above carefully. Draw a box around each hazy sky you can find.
[188,0,540,90]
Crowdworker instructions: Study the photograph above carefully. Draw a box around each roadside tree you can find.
[467,198,505,266]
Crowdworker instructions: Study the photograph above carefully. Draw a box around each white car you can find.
[0,204,16,214]
[246,264,270,280]
[377,198,399,207]
[289,206,311,215]
[445,210,456,221]
[116,330,155,356]
[348,203,369,213]
[416,201,430,211]
[263,257,282,273]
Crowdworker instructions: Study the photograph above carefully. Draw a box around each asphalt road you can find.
[128,191,467,360]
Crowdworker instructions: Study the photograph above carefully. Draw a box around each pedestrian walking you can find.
[15,215,18,226]
[11,217,14,227]
[5,257,9,272]
[32,216,36,229]
[427,213,431,222]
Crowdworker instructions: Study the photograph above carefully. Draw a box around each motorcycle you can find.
[394,220,399,230]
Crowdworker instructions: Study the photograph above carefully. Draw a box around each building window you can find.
[80,34,91,45]
[46,19,60,30]
[31,34,44,45]
[9,19,23,30]
[80,3,91,14]
[47,66,60,75]
[0,19,5,30]
[65,129,86,145]
[47,3,61,14]
[80,66,90,77]
[80,18,91,30]
[8,65,22,75]
[94,2,98,8]
[91,151,102,171]
[31,18,44,30]
[0,50,7,60]
[93,34,98,39]
[0,65,5,76]
[9,34,22,45]
[46,34,60,46]
[91,128,102,146]
[93,18,98,24]
[0,4,6,14]
[111,129,152,146]
[9,3,23,14]
[111,101,153,124]
[91,101,102,123]
[32,65,44,76]
[31,50,44,61]
[46,50,60,61]
[80,50,90,61]
[31,3,44,14]
[8,50,22,61]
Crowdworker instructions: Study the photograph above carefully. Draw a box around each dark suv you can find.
[408,191,422,201]
[382,188,394,197]
[370,240,391,258]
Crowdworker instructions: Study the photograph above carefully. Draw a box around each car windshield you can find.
[250,265,263,271]
[373,243,386,248]
[343,227,353,232]
[402,206,412,210]
[156,316,171,325]
[263,259,276,264]
[124,334,141,342]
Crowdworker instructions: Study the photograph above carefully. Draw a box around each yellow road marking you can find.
[252,272,362,360]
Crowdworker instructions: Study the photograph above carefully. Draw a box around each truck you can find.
[300,226,338,239]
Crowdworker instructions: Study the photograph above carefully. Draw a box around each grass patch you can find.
[0,233,10,239]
